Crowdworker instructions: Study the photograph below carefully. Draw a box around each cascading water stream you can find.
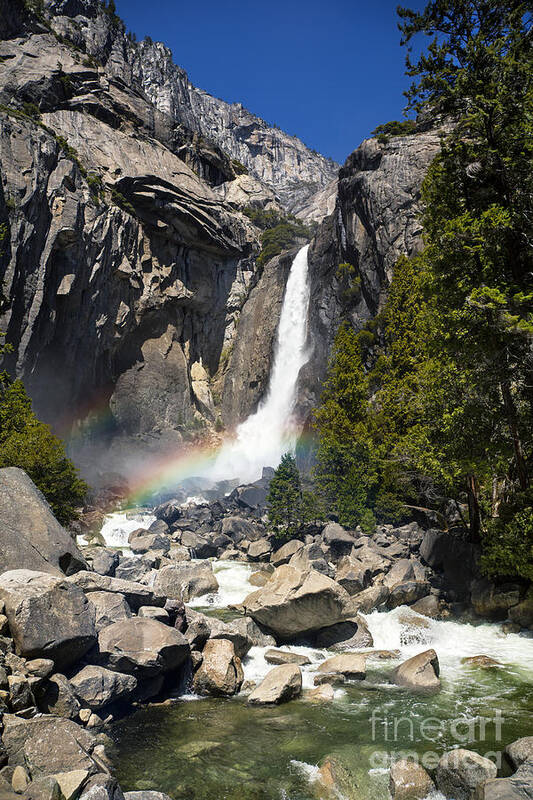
[208,244,311,484]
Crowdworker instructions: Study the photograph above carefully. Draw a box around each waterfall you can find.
[209,244,311,484]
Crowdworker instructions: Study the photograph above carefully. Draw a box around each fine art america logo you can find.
[369,710,505,770]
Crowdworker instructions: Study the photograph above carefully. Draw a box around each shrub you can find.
[372,119,417,144]
[481,493,533,581]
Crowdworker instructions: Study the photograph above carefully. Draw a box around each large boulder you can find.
[129,532,170,556]
[509,586,533,629]
[506,737,533,769]
[248,664,302,705]
[471,578,522,621]
[98,618,189,677]
[393,649,441,693]
[0,570,96,670]
[389,759,435,800]
[192,639,244,696]
[387,581,431,609]
[35,673,80,720]
[322,522,357,555]
[2,715,105,779]
[242,565,353,639]
[271,540,303,567]
[316,653,366,680]
[184,609,253,658]
[87,592,132,633]
[419,529,479,600]
[152,563,218,603]
[220,517,262,543]
[477,763,533,799]
[435,748,497,800]
[0,468,86,576]
[70,665,137,709]
[68,573,164,610]
[264,649,311,666]
[314,616,373,650]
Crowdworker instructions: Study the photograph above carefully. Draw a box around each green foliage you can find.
[243,206,286,230]
[267,453,324,536]
[0,379,87,524]
[336,263,361,306]
[21,102,41,121]
[257,217,312,269]
[111,188,136,217]
[372,119,417,143]
[481,493,533,581]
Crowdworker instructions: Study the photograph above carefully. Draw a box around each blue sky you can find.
[115,0,426,165]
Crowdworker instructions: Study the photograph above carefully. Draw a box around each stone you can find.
[242,565,353,639]
[89,551,119,578]
[264,649,311,666]
[0,570,96,670]
[220,517,262,544]
[192,639,244,696]
[387,581,431,609]
[70,666,137,710]
[79,773,125,800]
[317,653,366,680]
[247,539,272,561]
[471,578,522,620]
[87,592,132,633]
[410,594,441,618]
[461,655,501,669]
[53,771,89,800]
[306,684,334,702]
[7,674,34,713]
[179,532,216,559]
[230,616,276,648]
[2,715,104,777]
[316,756,358,799]
[12,766,29,794]
[322,522,356,554]
[137,607,169,623]
[24,776,61,800]
[435,748,497,800]
[184,609,253,658]
[389,759,435,800]
[506,737,533,769]
[393,649,441,693]
[248,571,270,587]
[349,583,389,613]
[314,616,373,650]
[35,674,80,720]
[477,763,533,799]
[0,469,86,576]
[248,664,302,705]
[152,564,218,603]
[509,586,533,629]
[68,573,163,612]
[129,533,170,556]
[25,659,54,679]
[124,793,173,800]
[271,540,303,567]
[419,530,479,600]
[98,618,189,677]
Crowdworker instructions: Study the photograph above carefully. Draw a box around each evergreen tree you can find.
[0,379,87,524]
[267,453,303,536]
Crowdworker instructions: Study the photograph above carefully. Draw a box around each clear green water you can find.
[110,648,533,800]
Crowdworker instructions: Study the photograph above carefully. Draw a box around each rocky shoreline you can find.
[0,465,531,800]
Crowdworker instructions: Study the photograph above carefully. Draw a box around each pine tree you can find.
[266,453,303,537]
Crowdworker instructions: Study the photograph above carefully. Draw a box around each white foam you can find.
[99,510,155,548]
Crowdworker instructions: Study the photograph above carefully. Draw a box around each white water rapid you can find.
[208,244,311,484]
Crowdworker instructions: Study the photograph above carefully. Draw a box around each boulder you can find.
[316,653,366,680]
[87,592,132,633]
[35,674,80,720]
[335,556,369,595]
[153,500,182,526]
[509,586,533,629]
[393,649,441,693]
[271,540,303,567]
[70,666,137,709]
[306,684,334,702]
[68,573,163,611]
[247,539,272,561]
[350,583,389,613]
[24,775,62,800]
[98,618,189,677]
[410,594,441,618]
[0,468,86,576]
[264,649,311,666]
[435,748,497,800]
[179,531,217,559]
[384,558,426,589]
[471,578,522,621]
[461,655,501,669]
[477,763,533,799]
[0,570,96,670]
[192,639,244,696]
[231,484,268,510]
[420,529,479,600]
[89,551,119,578]
[124,794,173,800]
[78,772,125,800]
[137,607,169,623]
[184,609,253,658]
[322,522,356,555]
[221,517,263,543]
[248,664,302,705]
[152,563,218,603]
[129,533,170,555]
[506,738,533,769]
[53,771,89,800]
[316,756,359,798]
[248,571,271,587]
[229,616,276,648]
[389,759,435,800]
[315,616,373,650]
[387,581,431,609]
[113,558,153,584]
[2,714,105,778]
[242,565,353,639]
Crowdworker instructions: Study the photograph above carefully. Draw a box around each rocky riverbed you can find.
[0,466,531,800]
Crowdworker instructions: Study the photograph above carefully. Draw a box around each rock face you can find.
[98,618,189,677]
[0,468,86,576]
[192,639,244,696]
[242,565,353,639]
[247,664,302,705]
[0,570,97,670]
